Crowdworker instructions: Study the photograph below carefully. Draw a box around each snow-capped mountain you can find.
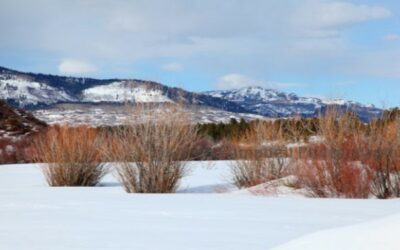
[204,86,382,121]
[0,66,383,122]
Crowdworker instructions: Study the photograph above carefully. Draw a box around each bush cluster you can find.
[20,105,400,198]
[293,109,400,198]
[30,105,199,193]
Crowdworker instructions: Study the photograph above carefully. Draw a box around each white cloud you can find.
[299,2,391,29]
[58,59,97,75]
[215,74,262,89]
[0,1,391,59]
[215,74,304,90]
[384,34,400,41]
[0,1,395,79]
[161,62,183,72]
[268,81,305,89]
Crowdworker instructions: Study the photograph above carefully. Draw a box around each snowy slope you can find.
[82,81,172,103]
[272,212,400,250]
[0,76,75,106]
[0,162,399,250]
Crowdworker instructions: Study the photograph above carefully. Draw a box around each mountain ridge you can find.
[0,66,383,121]
[204,86,382,121]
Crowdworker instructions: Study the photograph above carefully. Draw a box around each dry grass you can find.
[32,126,107,186]
[106,104,199,193]
[231,121,289,188]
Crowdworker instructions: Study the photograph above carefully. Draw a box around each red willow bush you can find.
[360,120,400,198]
[0,137,35,164]
[293,111,371,198]
[0,138,18,164]
[293,109,400,199]
[295,139,371,198]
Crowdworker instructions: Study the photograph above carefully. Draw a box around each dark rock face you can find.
[0,100,46,137]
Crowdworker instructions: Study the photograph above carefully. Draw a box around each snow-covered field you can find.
[33,104,267,126]
[1,161,399,250]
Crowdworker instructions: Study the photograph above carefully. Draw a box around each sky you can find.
[0,0,400,107]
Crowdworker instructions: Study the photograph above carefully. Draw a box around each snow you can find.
[236,176,308,197]
[272,212,400,250]
[82,81,172,103]
[0,161,400,250]
[322,99,348,106]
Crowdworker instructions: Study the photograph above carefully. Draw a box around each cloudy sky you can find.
[1,0,400,107]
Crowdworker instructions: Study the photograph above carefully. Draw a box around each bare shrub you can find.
[32,126,107,186]
[106,104,199,193]
[282,116,316,143]
[188,137,215,161]
[231,121,289,188]
[293,109,372,198]
[211,139,240,160]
